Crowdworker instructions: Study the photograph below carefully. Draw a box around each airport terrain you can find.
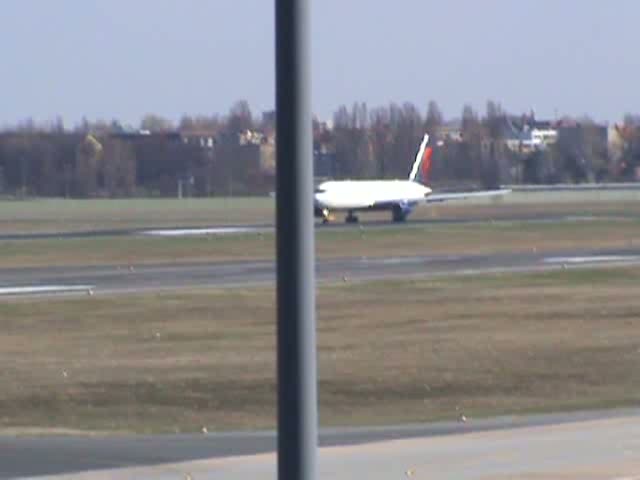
[3,217,640,269]
[1,193,640,478]
[2,191,640,234]
[2,267,639,434]
[6,410,640,479]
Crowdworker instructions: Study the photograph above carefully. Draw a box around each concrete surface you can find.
[15,412,640,480]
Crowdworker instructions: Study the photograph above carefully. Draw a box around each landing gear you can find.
[392,205,408,223]
[345,211,359,224]
[321,208,331,224]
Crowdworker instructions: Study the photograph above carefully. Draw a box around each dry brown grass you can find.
[409,200,640,222]
[0,197,274,234]
[1,267,639,433]
[2,218,640,269]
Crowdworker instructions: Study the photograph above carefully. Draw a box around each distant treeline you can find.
[1,100,639,198]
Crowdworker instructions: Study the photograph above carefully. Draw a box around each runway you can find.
[4,408,640,478]
[2,247,640,296]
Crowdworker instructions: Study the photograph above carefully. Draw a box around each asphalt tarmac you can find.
[2,247,640,296]
[3,219,640,478]
[4,408,640,479]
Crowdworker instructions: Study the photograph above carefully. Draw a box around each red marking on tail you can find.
[421,147,433,184]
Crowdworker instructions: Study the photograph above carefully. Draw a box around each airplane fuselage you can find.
[314,180,432,222]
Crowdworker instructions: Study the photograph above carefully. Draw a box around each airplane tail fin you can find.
[409,133,433,185]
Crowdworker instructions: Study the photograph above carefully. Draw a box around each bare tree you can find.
[102,138,136,196]
[178,115,221,133]
[424,100,443,137]
[333,105,350,129]
[227,100,253,133]
[75,134,104,196]
[369,111,392,177]
[140,114,174,132]
[613,117,640,180]
[484,100,504,140]
[458,104,484,182]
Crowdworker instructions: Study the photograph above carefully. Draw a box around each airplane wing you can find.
[425,189,512,203]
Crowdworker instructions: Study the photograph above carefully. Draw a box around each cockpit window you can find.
[314,188,326,194]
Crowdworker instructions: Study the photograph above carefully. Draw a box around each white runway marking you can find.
[140,227,265,237]
[0,285,94,296]
[360,255,463,265]
[543,255,640,264]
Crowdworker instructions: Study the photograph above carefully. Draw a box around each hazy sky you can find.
[2,0,638,127]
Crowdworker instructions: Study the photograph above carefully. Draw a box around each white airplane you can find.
[313,133,511,223]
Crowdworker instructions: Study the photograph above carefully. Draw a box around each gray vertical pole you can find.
[275,0,317,479]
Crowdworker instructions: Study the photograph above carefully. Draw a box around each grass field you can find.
[0,197,274,234]
[1,267,639,433]
[2,195,640,233]
[2,218,640,268]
